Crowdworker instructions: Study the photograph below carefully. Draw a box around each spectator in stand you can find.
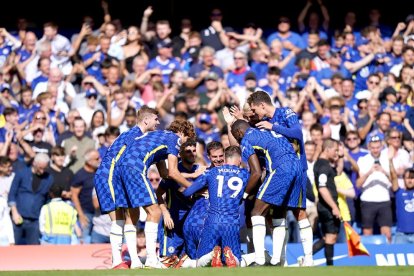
[267,16,305,54]
[97,126,120,158]
[147,40,180,85]
[195,112,220,146]
[47,146,74,200]
[121,25,149,76]
[391,164,414,244]
[77,88,102,128]
[185,46,224,93]
[38,22,73,75]
[297,0,330,42]
[201,8,233,51]
[357,134,392,243]
[357,98,380,141]
[0,107,19,146]
[39,184,78,244]
[33,68,77,115]
[56,109,80,145]
[0,187,14,245]
[17,87,36,125]
[382,129,411,189]
[0,156,14,202]
[8,153,53,245]
[30,57,51,91]
[71,148,100,244]
[61,117,95,173]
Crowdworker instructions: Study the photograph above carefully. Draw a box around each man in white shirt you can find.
[38,22,73,75]
[356,134,392,242]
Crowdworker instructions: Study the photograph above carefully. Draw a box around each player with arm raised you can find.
[231,119,304,267]
[247,91,313,266]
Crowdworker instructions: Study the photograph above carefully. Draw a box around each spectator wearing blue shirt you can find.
[147,40,181,85]
[297,0,330,44]
[267,16,305,53]
[8,153,53,245]
[226,50,250,92]
[17,88,36,125]
[391,168,414,244]
[30,57,50,91]
[380,87,405,129]
[185,46,224,94]
[70,149,101,244]
[195,112,220,146]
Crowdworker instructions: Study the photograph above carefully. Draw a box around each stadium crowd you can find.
[0,0,414,268]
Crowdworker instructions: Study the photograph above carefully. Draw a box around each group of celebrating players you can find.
[94,90,314,269]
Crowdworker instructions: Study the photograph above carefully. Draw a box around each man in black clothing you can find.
[47,146,74,199]
[313,138,341,266]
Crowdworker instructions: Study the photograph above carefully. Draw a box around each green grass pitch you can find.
[1,267,412,276]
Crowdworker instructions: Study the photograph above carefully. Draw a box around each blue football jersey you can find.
[101,126,143,164]
[270,107,308,170]
[160,162,198,216]
[240,128,296,172]
[118,130,180,168]
[183,164,249,221]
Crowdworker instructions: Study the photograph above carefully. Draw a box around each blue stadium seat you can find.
[360,235,388,245]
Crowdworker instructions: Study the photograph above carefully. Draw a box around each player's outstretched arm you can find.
[271,124,303,140]
[182,174,207,197]
[168,154,192,187]
[245,154,262,194]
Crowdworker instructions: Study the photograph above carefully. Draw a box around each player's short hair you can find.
[167,120,196,140]
[224,146,241,159]
[322,138,339,152]
[49,184,63,198]
[230,119,250,138]
[180,139,197,153]
[206,141,224,155]
[136,105,158,122]
[247,91,272,106]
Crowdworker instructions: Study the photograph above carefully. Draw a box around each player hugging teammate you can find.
[95,91,313,269]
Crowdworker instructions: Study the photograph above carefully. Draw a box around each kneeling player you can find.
[183,146,249,267]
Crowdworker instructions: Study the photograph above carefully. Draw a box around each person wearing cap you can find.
[195,112,220,145]
[147,39,180,85]
[381,86,405,126]
[356,133,392,243]
[77,88,102,128]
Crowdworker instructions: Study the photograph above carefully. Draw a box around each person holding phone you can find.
[356,133,393,243]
